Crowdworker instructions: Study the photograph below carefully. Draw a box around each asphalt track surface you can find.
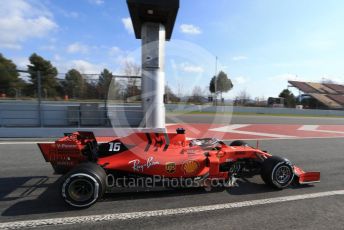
[0,114,344,229]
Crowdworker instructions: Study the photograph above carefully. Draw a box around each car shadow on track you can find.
[1,176,68,217]
[1,176,313,217]
[2,177,227,217]
[227,178,314,195]
[226,179,276,195]
[0,176,49,202]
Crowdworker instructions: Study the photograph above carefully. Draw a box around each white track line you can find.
[299,125,344,134]
[0,190,343,230]
[209,124,296,138]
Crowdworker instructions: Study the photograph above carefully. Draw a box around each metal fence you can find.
[0,68,142,102]
[0,67,143,127]
[1,67,213,105]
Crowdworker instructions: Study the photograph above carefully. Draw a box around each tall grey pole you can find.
[141,22,165,128]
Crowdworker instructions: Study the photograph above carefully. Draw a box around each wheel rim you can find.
[275,165,292,184]
[68,178,94,202]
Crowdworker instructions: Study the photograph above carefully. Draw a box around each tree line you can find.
[1,52,234,103]
[0,53,26,97]
[0,53,140,100]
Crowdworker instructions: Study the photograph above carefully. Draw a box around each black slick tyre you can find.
[61,162,107,208]
[261,156,294,189]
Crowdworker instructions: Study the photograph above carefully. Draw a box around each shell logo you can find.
[182,160,199,175]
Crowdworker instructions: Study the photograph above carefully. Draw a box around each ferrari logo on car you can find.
[165,162,176,173]
[182,160,199,175]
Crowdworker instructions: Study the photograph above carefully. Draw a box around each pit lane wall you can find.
[0,102,143,127]
[1,102,344,138]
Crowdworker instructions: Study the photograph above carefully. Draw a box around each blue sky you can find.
[1,0,344,99]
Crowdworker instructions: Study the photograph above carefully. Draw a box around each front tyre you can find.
[61,163,106,208]
[261,156,294,189]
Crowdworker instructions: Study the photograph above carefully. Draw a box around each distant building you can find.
[288,81,344,110]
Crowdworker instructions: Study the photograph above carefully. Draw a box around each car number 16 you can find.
[109,142,121,152]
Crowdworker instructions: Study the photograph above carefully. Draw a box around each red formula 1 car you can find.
[38,128,320,208]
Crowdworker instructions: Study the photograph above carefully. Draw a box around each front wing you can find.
[293,165,320,184]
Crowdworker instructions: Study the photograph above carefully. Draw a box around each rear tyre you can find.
[230,140,248,146]
[61,163,107,208]
[261,156,294,189]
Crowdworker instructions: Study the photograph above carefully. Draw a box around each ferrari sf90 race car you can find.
[38,128,320,208]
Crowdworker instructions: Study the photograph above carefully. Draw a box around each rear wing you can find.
[38,131,97,174]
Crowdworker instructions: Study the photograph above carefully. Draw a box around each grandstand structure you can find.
[288,81,344,110]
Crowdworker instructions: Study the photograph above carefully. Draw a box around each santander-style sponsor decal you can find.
[128,156,160,172]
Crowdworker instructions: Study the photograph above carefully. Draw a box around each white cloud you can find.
[1,44,21,50]
[107,46,137,65]
[115,55,137,67]
[180,24,202,35]
[234,76,248,84]
[70,60,104,74]
[320,75,344,84]
[270,73,344,85]
[0,0,57,49]
[218,64,229,70]
[67,42,89,54]
[12,56,30,69]
[179,63,204,73]
[232,56,248,61]
[122,17,134,34]
[53,59,105,75]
